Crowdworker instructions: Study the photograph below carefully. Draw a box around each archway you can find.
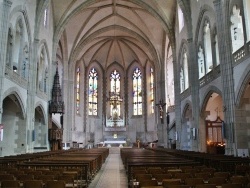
[1,94,25,156]
[202,92,224,154]
[235,80,250,157]
[180,104,192,151]
[34,106,47,152]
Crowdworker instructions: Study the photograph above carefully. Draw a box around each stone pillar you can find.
[213,0,236,155]
[26,39,39,153]
[124,74,128,131]
[172,43,182,149]
[0,0,12,122]
[187,38,200,151]
[157,77,167,147]
[64,78,73,143]
[143,66,147,140]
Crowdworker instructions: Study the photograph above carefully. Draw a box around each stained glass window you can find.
[133,68,142,115]
[76,67,80,114]
[110,70,121,117]
[178,4,184,32]
[150,68,154,113]
[88,68,98,115]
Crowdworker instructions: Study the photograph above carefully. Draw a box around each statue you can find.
[156,99,166,124]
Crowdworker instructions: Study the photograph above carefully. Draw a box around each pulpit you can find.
[49,129,63,150]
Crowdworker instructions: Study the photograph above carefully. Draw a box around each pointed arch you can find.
[235,64,250,107]
[182,100,192,120]
[178,40,189,92]
[3,87,26,119]
[200,86,222,115]
[34,102,48,123]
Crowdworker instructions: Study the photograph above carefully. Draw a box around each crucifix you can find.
[156,99,166,123]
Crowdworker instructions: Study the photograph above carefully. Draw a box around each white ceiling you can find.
[52,0,176,69]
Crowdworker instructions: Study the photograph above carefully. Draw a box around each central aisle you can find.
[88,147,128,188]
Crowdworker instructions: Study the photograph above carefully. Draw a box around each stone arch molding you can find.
[71,25,159,70]
[52,0,175,72]
[52,0,174,52]
[9,5,32,46]
[107,61,125,74]
[86,60,104,78]
[34,102,48,124]
[38,40,51,65]
[181,100,192,121]
[178,39,189,64]
[200,86,222,116]
[235,63,250,108]
[2,87,26,119]
[127,60,144,79]
[194,4,216,46]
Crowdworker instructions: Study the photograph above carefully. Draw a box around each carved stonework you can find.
[5,66,28,89]
[49,129,63,140]
[49,66,64,114]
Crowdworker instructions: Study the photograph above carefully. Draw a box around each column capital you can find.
[3,0,12,7]
[34,38,40,44]
[187,38,193,43]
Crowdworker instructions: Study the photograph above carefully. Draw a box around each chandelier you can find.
[107,91,123,104]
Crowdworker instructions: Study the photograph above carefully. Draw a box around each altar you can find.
[101,135,127,147]
[104,140,126,144]
[104,140,126,147]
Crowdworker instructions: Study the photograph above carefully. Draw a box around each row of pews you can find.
[151,148,250,174]
[121,148,200,187]
[121,148,250,188]
[0,148,109,187]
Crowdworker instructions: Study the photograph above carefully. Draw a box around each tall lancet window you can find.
[110,70,121,117]
[204,21,213,73]
[230,5,244,53]
[183,50,189,89]
[150,68,154,113]
[133,68,142,115]
[215,34,220,66]
[180,68,184,93]
[198,45,205,79]
[88,68,98,115]
[76,67,80,114]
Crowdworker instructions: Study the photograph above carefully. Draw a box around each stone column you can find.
[172,47,181,149]
[124,74,128,130]
[143,66,147,140]
[64,78,73,143]
[26,38,39,153]
[213,0,236,155]
[188,38,200,151]
[0,0,12,122]
[157,77,167,147]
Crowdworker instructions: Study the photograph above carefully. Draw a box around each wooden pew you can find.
[121,148,200,183]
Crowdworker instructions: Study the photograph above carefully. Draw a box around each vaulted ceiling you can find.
[52,0,176,69]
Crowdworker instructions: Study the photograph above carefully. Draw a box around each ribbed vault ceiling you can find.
[52,0,176,69]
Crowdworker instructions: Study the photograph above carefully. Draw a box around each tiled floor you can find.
[88,147,128,188]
